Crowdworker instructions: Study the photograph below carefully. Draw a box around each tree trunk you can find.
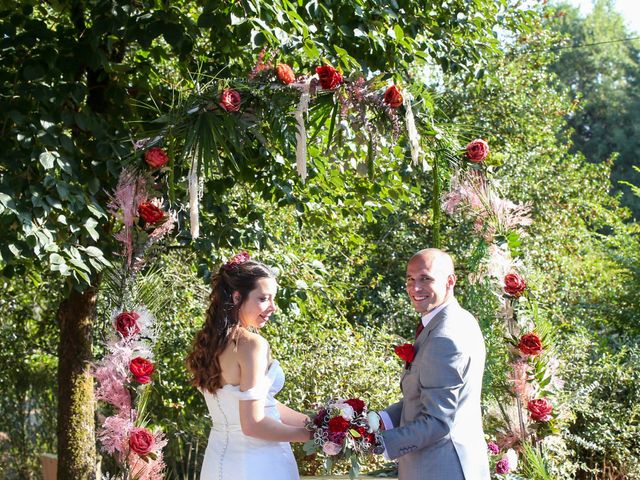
[56,285,99,479]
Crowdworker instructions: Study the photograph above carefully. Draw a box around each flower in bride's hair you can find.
[222,251,251,271]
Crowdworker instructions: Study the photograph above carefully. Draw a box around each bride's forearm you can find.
[241,415,310,443]
[276,401,310,427]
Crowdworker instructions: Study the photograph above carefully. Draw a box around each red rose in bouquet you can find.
[383,85,404,108]
[316,64,343,90]
[465,138,489,163]
[115,311,140,337]
[504,272,527,298]
[394,343,415,363]
[276,63,296,85]
[144,147,169,168]
[219,88,241,112]
[129,427,155,456]
[327,416,350,433]
[518,332,543,356]
[527,398,553,422]
[345,398,366,414]
[138,202,165,224]
[129,357,155,384]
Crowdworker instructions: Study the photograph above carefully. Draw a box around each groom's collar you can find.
[420,297,454,329]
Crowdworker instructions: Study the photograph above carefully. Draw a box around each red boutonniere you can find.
[394,343,415,368]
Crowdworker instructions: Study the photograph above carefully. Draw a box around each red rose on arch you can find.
[465,138,490,163]
[144,147,169,168]
[383,85,404,108]
[518,332,543,356]
[527,397,553,422]
[504,272,527,298]
[394,343,415,364]
[115,311,140,337]
[129,357,155,384]
[316,64,343,90]
[219,88,241,112]
[327,416,350,433]
[138,202,165,224]
[129,427,155,456]
[345,398,366,414]
[276,63,296,85]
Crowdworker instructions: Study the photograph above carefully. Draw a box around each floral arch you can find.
[93,51,561,479]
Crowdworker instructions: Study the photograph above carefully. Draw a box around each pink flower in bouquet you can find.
[327,431,346,445]
[219,88,241,112]
[394,343,415,364]
[496,457,510,474]
[138,202,165,224]
[129,427,155,456]
[316,64,343,90]
[518,332,543,357]
[276,63,296,85]
[383,85,404,108]
[465,138,489,163]
[322,441,342,456]
[504,272,526,298]
[527,398,553,422]
[487,441,500,455]
[115,311,140,337]
[327,416,350,434]
[129,357,155,384]
[144,147,169,169]
[345,398,366,414]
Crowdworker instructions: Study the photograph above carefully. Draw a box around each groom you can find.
[378,248,489,480]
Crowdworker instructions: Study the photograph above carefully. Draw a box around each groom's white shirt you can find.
[378,299,452,452]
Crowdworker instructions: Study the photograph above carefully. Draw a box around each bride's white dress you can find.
[200,360,300,480]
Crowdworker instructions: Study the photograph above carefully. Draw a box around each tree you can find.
[549,0,640,217]
[0,0,534,477]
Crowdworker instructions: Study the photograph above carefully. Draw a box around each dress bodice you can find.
[199,359,299,480]
[202,360,285,431]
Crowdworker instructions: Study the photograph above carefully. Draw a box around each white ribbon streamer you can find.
[293,77,312,182]
[188,155,200,239]
[404,94,423,167]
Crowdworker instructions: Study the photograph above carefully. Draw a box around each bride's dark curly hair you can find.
[186,258,275,393]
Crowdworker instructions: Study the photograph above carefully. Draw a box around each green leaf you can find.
[84,246,103,257]
[39,151,56,170]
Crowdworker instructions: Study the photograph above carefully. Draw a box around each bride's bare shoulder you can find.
[236,329,269,360]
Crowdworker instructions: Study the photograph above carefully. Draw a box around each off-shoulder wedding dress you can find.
[200,360,300,480]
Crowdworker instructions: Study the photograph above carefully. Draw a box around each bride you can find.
[186,252,310,480]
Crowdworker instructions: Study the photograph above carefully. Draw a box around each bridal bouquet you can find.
[304,398,383,479]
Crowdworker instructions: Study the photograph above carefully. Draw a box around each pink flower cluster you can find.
[108,169,176,271]
[92,308,165,478]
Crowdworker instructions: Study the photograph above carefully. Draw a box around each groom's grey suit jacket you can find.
[381,299,490,480]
